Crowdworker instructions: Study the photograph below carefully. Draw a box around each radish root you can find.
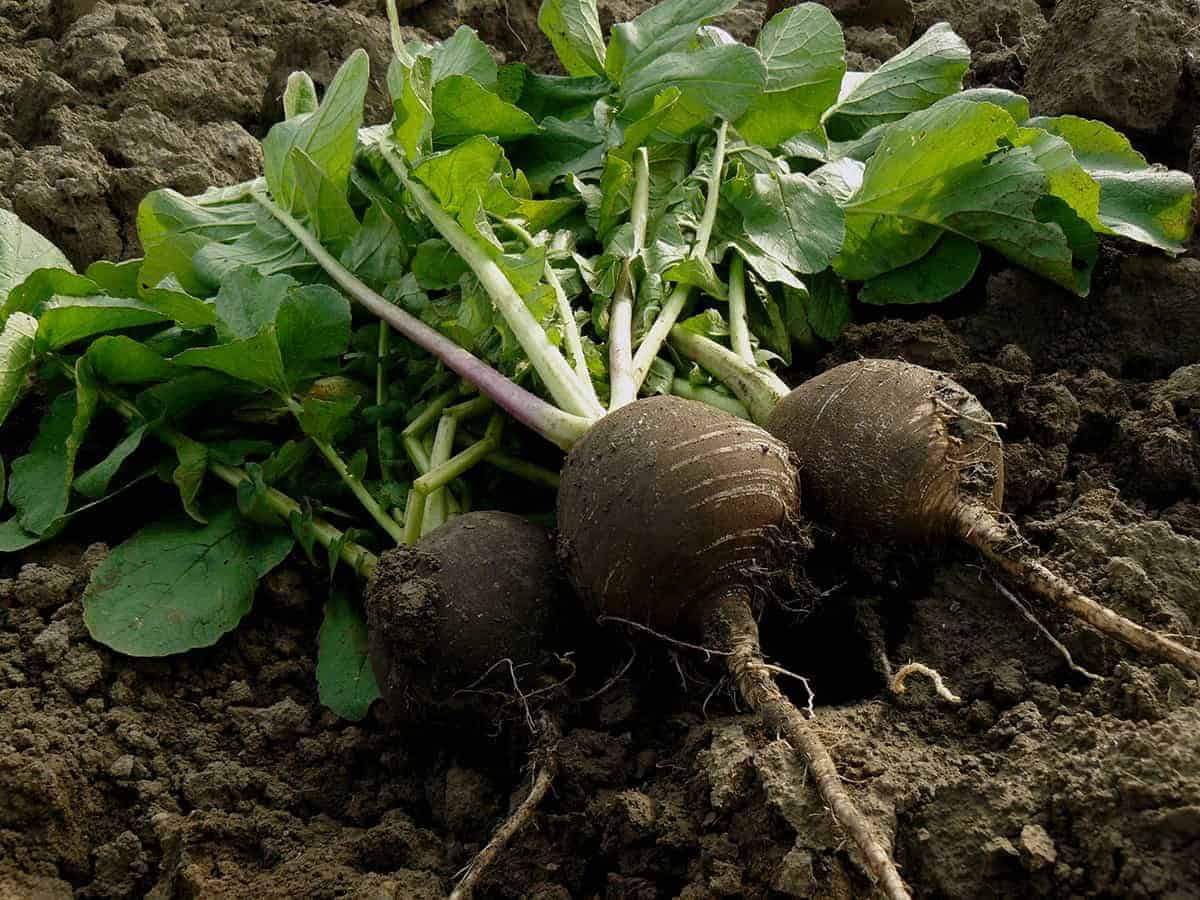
[958,504,1200,676]
[707,595,912,900]
[450,714,560,900]
[890,662,962,704]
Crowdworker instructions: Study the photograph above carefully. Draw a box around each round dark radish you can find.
[766,358,1200,675]
[558,395,912,900]
[365,510,571,725]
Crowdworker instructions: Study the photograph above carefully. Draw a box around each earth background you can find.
[2,0,1200,896]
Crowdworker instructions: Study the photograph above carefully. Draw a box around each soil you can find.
[2,1,1199,898]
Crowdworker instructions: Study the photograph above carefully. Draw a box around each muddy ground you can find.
[2,0,1200,897]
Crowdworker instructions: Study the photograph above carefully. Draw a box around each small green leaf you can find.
[729,170,844,275]
[824,23,969,141]
[263,49,369,209]
[84,335,175,385]
[0,209,74,312]
[317,588,381,721]
[858,233,981,305]
[538,0,607,77]
[0,312,38,428]
[606,0,738,82]
[83,505,293,657]
[172,435,208,523]
[391,56,435,161]
[736,3,846,149]
[426,25,498,85]
[432,76,541,144]
[299,394,360,441]
[74,424,150,499]
[173,330,288,394]
[213,269,293,341]
[283,71,319,119]
[287,148,361,255]
[806,271,850,341]
[84,258,142,297]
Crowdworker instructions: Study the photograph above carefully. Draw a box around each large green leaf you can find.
[0,209,73,313]
[432,76,541,144]
[837,99,1095,294]
[858,232,981,305]
[499,65,610,122]
[136,187,259,296]
[276,284,352,382]
[262,49,369,209]
[538,0,607,77]
[620,45,766,133]
[1028,115,1196,253]
[729,170,844,275]
[0,312,37,429]
[36,297,174,350]
[317,588,381,721]
[735,4,845,149]
[606,0,737,81]
[288,148,360,254]
[824,23,969,142]
[213,269,294,341]
[84,336,174,385]
[1,267,99,321]
[83,505,293,657]
[426,25,498,86]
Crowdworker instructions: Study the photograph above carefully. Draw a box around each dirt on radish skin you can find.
[366,511,572,726]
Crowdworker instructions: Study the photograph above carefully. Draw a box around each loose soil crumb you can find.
[2,1,1199,898]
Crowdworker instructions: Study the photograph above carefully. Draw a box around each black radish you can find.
[558,395,913,900]
[766,359,1200,675]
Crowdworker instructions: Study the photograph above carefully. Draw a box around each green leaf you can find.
[136,187,259,296]
[212,269,292,340]
[298,394,360,441]
[74,424,150,499]
[606,0,738,82]
[824,23,969,142]
[412,136,510,217]
[0,517,43,552]
[7,376,96,535]
[413,239,472,289]
[499,65,610,121]
[317,588,381,721]
[283,71,319,119]
[173,330,288,394]
[735,4,846,148]
[729,170,844,275]
[806,271,851,341]
[0,209,74,312]
[663,256,728,299]
[1,267,99,321]
[83,505,293,657]
[838,99,1094,294]
[84,258,142,297]
[84,336,175,385]
[288,148,360,255]
[340,200,412,287]
[391,56,435,161]
[263,49,369,209]
[621,45,767,133]
[37,297,172,350]
[0,312,38,429]
[191,209,316,288]
[172,435,208,523]
[858,233,981,305]
[538,0,607,77]
[276,284,352,382]
[432,76,541,144]
[426,25,498,85]
[1028,115,1196,253]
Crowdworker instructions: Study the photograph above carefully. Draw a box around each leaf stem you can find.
[376,323,390,480]
[384,150,604,421]
[422,413,457,535]
[670,378,750,419]
[502,218,597,404]
[631,120,730,390]
[415,413,503,493]
[727,254,754,365]
[253,189,591,449]
[668,325,789,425]
[53,357,378,579]
[609,147,651,412]
[286,398,406,545]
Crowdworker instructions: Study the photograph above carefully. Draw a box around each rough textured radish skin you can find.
[557,395,807,635]
[765,359,1004,544]
[365,511,568,722]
